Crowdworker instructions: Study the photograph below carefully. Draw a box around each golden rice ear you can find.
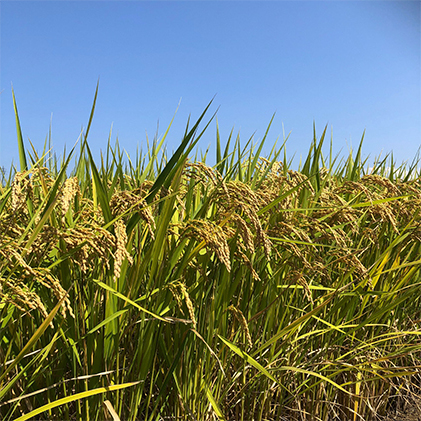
[212,180,272,259]
[228,305,252,348]
[185,161,230,199]
[11,171,31,212]
[179,282,197,330]
[60,177,80,223]
[181,220,232,272]
[2,280,50,325]
[110,186,156,239]
[287,270,313,305]
[361,174,402,196]
[113,219,133,283]
[169,282,197,329]
[59,225,115,274]
[231,213,255,253]
[235,249,260,282]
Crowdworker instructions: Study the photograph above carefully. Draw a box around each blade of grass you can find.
[13,382,141,421]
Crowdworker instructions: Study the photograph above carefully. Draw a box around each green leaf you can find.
[145,99,215,204]
[0,295,66,398]
[12,85,28,172]
[92,279,168,322]
[204,381,226,421]
[218,335,277,383]
[85,141,113,224]
[13,382,140,421]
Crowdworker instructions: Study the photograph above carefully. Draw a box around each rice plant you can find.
[1,87,421,421]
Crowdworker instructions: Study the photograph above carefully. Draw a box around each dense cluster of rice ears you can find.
[1,87,421,421]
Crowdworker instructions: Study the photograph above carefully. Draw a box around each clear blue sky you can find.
[1,1,420,171]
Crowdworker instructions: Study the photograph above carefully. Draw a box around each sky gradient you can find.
[1,1,420,170]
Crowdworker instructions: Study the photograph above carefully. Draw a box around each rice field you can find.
[1,90,421,421]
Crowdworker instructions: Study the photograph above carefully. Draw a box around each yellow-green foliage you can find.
[1,95,421,421]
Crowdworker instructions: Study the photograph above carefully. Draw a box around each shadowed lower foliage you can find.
[1,93,421,421]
